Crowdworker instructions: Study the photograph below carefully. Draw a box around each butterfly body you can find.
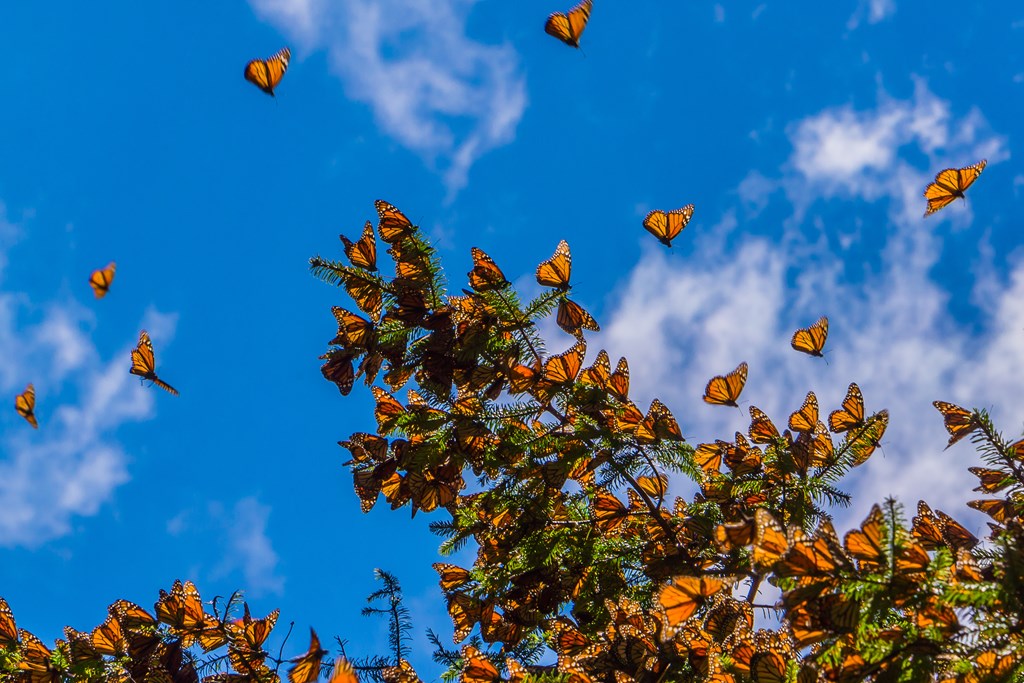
[244,47,290,96]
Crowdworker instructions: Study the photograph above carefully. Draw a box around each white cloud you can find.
[0,296,178,547]
[206,497,285,597]
[848,0,897,29]
[247,0,527,196]
[600,80,1015,535]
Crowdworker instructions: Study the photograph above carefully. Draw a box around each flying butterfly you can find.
[288,628,328,683]
[703,361,747,407]
[340,222,377,271]
[932,400,978,449]
[923,159,986,217]
[244,47,291,96]
[536,239,572,289]
[791,316,828,357]
[130,330,178,396]
[88,262,116,299]
[544,0,593,48]
[15,383,38,428]
[643,204,694,248]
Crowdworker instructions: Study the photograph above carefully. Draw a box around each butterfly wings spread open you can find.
[88,262,116,299]
[15,383,38,428]
[545,0,593,48]
[130,330,179,396]
[244,47,291,96]
[923,160,986,217]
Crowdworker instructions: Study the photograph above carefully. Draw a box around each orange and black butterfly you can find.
[375,200,415,243]
[288,628,327,683]
[556,298,599,334]
[659,575,734,626]
[844,410,887,466]
[643,204,694,247]
[340,222,377,271]
[130,330,178,396]
[468,247,508,291]
[0,597,17,648]
[433,563,472,592]
[748,406,780,444]
[536,240,572,290]
[545,0,592,48]
[844,505,886,572]
[932,400,977,449]
[461,646,501,683]
[15,383,38,428]
[923,160,986,217]
[828,383,864,433]
[328,659,360,683]
[703,361,747,407]
[791,316,828,357]
[244,47,291,96]
[91,615,127,656]
[88,262,116,299]
[788,391,818,433]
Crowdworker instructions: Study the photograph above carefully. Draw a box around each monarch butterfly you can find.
[110,599,156,629]
[130,330,178,396]
[659,575,733,626]
[320,349,356,396]
[923,159,986,217]
[828,383,864,433]
[593,489,629,533]
[608,356,629,400]
[91,615,127,656]
[703,361,747,406]
[288,628,327,683]
[88,262,116,299]
[244,47,291,96]
[932,400,977,449]
[714,518,755,552]
[433,563,472,591]
[752,508,793,569]
[643,204,694,247]
[328,658,360,683]
[556,298,600,334]
[788,391,818,433]
[544,0,592,48]
[340,221,377,271]
[844,410,887,466]
[968,498,1018,524]
[371,386,406,433]
[18,629,58,680]
[381,659,419,683]
[15,383,38,428]
[155,580,207,643]
[237,605,279,652]
[536,240,572,289]
[447,593,485,642]
[791,422,833,471]
[913,500,978,551]
[0,597,17,648]
[374,200,415,243]
[968,466,1011,494]
[636,399,682,443]
[748,406,780,444]
[468,247,508,291]
[331,307,375,349]
[64,626,100,666]
[790,316,828,357]
[843,505,886,572]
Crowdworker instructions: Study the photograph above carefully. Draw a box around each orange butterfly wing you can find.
[703,361,747,406]
[340,221,378,271]
[544,0,593,48]
[244,47,291,96]
[556,298,600,334]
[288,628,327,683]
[15,383,38,428]
[788,391,818,433]
[88,262,116,299]
[932,400,977,449]
[790,316,828,357]
[536,239,572,289]
[130,330,179,396]
[828,383,864,433]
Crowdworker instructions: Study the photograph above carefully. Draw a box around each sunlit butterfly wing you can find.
[329,658,360,683]
[544,0,593,48]
[659,575,732,626]
[790,316,828,357]
[288,628,327,683]
[15,383,38,428]
[340,221,378,271]
[88,262,116,299]
[244,47,290,96]
[556,298,600,334]
[788,391,818,433]
[643,205,694,247]
[923,160,986,217]
[748,406,780,444]
[374,200,416,244]
[536,239,572,289]
[468,247,508,291]
[703,362,747,406]
[0,597,17,648]
[130,330,179,396]
[843,505,886,572]
[828,383,863,433]
[932,400,978,449]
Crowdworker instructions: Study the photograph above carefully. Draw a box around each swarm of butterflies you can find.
[0,580,364,683]
[303,192,1024,683]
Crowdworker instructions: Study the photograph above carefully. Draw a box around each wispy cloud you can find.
[204,497,285,597]
[600,79,1014,533]
[248,0,527,196]
[848,0,897,29]
[0,295,178,547]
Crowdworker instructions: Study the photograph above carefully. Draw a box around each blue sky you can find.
[1,0,1022,676]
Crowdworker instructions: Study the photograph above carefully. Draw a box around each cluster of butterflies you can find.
[0,581,361,683]
[14,263,178,430]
